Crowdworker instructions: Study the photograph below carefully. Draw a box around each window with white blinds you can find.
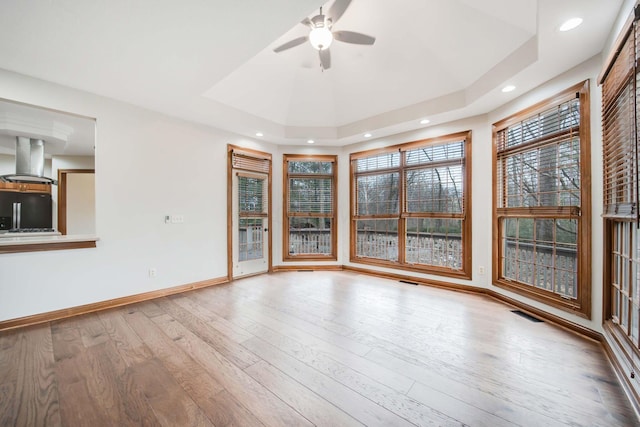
[602,25,638,219]
[350,132,472,278]
[283,155,337,260]
[493,81,591,317]
[601,5,640,368]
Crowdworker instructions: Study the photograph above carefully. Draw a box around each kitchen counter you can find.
[0,231,61,238]
[0,234,99,253]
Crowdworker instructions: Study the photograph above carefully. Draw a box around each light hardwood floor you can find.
[0,271,637,426]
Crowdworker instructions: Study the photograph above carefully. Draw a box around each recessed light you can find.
[255,132,263,137]
[420,119,430,125]
[560,17,582,32]
[502,85,516,93]
[307,139,315,144]
[364,133,372,138]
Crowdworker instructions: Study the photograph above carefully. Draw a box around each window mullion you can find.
[398,150,406,265]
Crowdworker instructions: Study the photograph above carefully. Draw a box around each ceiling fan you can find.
[273,0,376,70]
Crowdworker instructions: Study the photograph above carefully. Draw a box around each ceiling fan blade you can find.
[327,0,352,24]
[333,31,375,45]
[273,36,308,53]
[301,17,313,28]
[319,49,331,70]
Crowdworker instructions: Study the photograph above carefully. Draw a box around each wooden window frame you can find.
[492,81,591,318]
[283,154,337,261]
[349,131,472,279]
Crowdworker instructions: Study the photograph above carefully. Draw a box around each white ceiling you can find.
[0,0,624,147]
[0,99,95,157]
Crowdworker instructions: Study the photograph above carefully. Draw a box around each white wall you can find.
[51,155,95,230]
[0,154,13,175]
[66,173,95,235]
[0,68,275,321]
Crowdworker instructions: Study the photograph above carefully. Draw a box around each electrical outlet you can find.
[149,268,157,278]
[479,266,486,275]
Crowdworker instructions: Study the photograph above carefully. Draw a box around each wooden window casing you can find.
[492,81,591,318]
[283,154,337,261]
[350,131,472,279]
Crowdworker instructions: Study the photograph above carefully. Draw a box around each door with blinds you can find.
[229,148,271,278]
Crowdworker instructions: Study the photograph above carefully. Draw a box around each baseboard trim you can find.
[601,326,640,419]
[0,276,228,332]
[272,265,344,272]
[342,265,485,294]
[484,289,602,342]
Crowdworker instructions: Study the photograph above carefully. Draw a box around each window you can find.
[350,131,471,279]
[493,81,591,317]
[283,155,337,260]
[600,6,640,365]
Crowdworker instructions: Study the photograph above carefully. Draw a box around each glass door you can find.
[232,171,269,277]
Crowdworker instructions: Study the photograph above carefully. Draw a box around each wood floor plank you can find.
[0,329,19,384]
[51,319,85,362]
[0,382,16,426]
[55,351,113,427]
[10,325,61,427]
[0,271,637,426]
[239,325,464,426]
[133,300,167,318]
[408,378,561,427]
[207,389,267,427]
[122,310,227,423]
[214,281,360,337]
[332,307,608,407]
[245,360,364,427]
[153,297,260,369]
[77,313,110,348]
[96,336,162,426]
[169,294,254,342]
[242,299,374,356]
[129,358,215,426]
[241,335,421,427]
[86,341,161,426]
[151,312,314,427]
[97,310,153,367]
[234,310,414,394]
[367,345,622,426]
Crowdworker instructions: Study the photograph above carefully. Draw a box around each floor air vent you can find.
[511,310,543,322]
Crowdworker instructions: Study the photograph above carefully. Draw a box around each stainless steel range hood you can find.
[0,137,57,185]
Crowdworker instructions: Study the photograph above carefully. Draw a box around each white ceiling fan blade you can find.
[273,36,308,53]
[333,31,375,45]
[320,49,331,70]
[301,17,313,28]
[327,0,352,25]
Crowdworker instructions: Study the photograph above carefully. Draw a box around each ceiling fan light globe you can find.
[309,27,333,50]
